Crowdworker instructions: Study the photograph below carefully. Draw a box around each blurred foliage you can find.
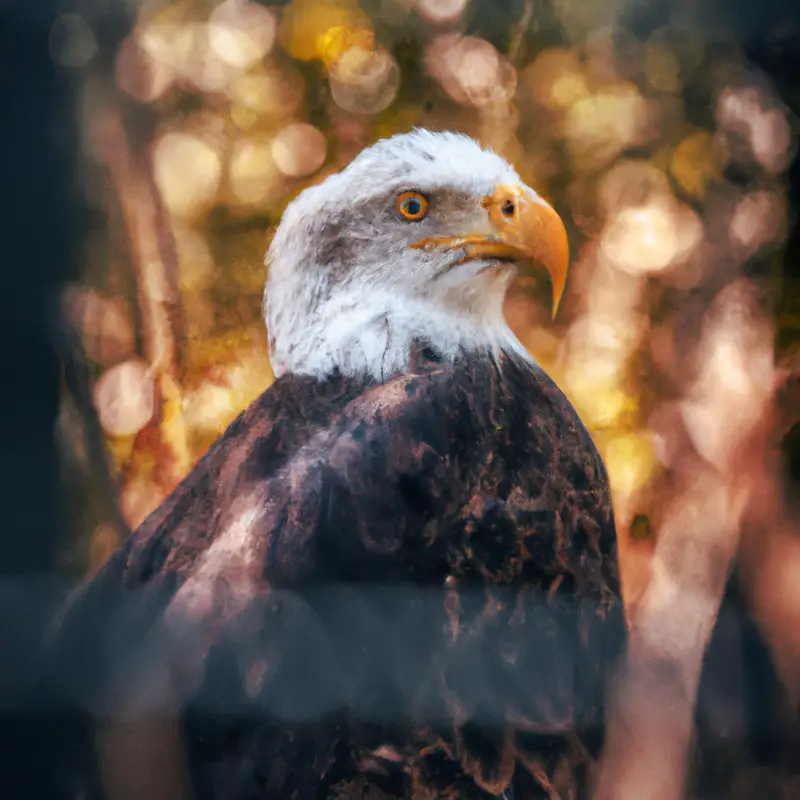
[52,0,799,608]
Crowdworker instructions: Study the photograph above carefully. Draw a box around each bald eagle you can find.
[44,131,627,800]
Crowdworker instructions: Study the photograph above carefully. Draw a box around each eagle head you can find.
[264,129,569,380]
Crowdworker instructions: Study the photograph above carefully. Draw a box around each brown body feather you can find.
[46,348,626,799]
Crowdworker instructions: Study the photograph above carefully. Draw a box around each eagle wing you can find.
[46,353,625,799]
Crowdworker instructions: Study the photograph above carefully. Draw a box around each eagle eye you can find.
[395,191,429,222]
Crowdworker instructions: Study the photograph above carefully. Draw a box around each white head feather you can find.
[264,129,534,381]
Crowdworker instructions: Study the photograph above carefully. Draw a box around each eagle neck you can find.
[268,288,536,383]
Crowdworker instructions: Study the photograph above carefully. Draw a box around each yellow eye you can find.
[395,191,429,221]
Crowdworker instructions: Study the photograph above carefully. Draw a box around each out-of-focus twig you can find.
[736,367,800,705]
[52,301,131,544]
[84,104,195,800]
[594,292,791,800]
[595,471,744,800]
[595,366,800,800]
[93,106,191,495]
[507,0,534,64]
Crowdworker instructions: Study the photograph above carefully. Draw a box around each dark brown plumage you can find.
[44,346,626,799]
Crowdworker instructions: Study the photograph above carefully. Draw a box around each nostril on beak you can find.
[482,188,520,222]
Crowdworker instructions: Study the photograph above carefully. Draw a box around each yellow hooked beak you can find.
[409,183,569,319]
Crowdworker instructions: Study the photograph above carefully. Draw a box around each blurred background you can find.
[1,0,800,795]
[49,0,800,638]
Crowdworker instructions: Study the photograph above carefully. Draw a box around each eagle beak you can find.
[410,183,569,319]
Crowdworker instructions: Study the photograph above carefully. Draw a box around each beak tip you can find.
[551,292,562,321]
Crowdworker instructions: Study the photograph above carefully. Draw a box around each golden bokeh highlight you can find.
[279,0,372,63]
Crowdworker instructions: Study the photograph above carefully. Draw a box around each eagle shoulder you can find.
[46,353,626,800]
